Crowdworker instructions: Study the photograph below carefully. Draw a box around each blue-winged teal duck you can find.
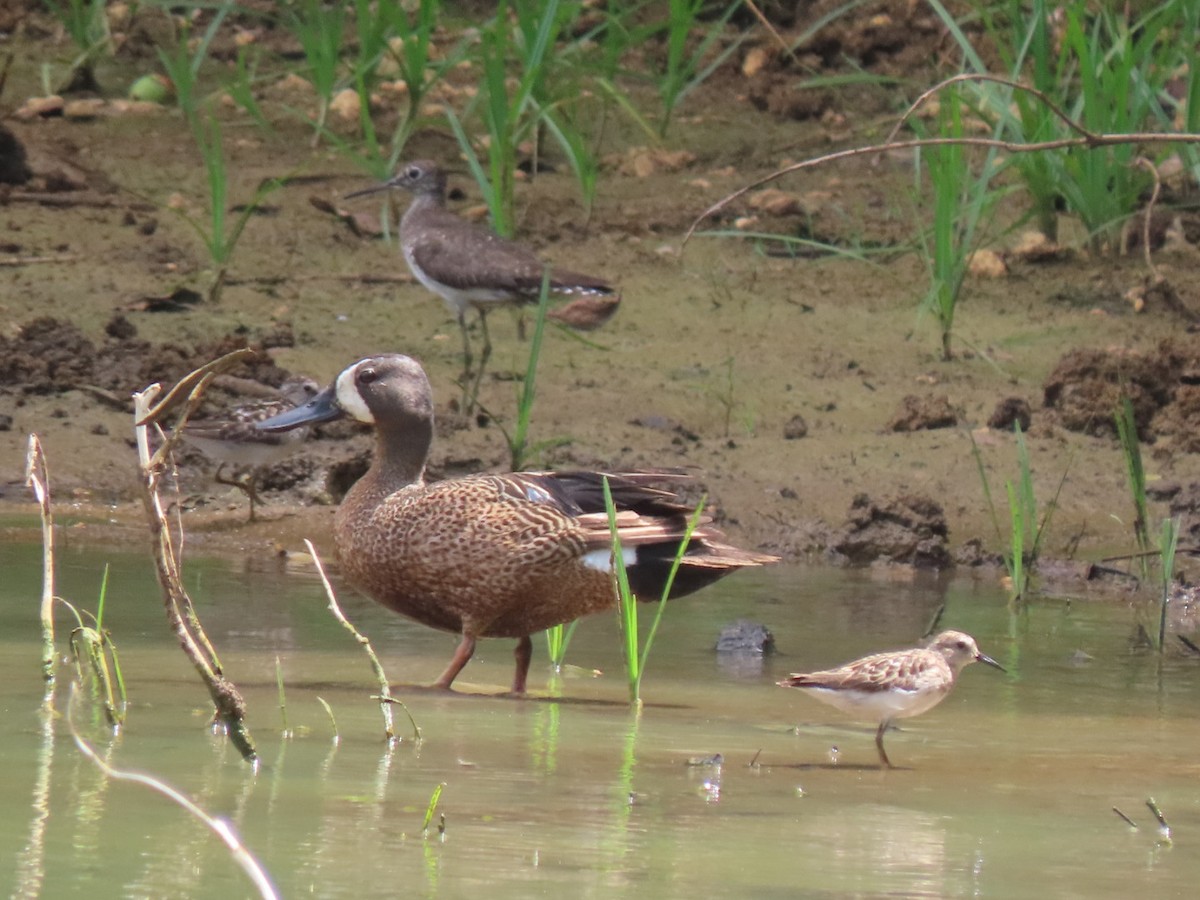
[778,631,1004,768]
[258,354,777,693]
[345,160,618,411]
[184,376,319,520]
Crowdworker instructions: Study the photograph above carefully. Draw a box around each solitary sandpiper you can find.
[345,160,618,413]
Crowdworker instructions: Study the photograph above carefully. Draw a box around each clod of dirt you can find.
[987,397,1032,431]
[104,313,138,340]
[1042,345,1176,438]
[953,537,1002,568]
[1161,481,1200,544]
[0,123,32,184]
[630,415,700,443]
[747,188,810,217]
[829,492,951,568]
[747,76,834,120]
[0,317,97,393]
[0,316,294,404]
[887,394,957,432]
[783,414,808,439]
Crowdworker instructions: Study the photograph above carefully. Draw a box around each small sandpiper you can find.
[345,160,619,413]
[778,630,1004,768]
[183,376,319,521]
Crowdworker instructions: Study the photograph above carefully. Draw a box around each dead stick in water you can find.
[24,435,56,682]
[1112,807,1138,829]
[132,354,259,763]
[305,539,421,743]
[1146,797,1172,844]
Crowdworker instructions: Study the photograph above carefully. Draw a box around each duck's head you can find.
[256,355,433,433]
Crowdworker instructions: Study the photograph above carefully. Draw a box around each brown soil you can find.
[4,3,1200,576]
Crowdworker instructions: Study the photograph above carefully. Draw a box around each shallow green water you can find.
[2,539,1199,898]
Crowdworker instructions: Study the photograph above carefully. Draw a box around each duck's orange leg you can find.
[434,634,477,689]
[511,635,533,694]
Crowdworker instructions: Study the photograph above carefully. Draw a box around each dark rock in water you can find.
[715,620,775,655]
[830,492,950,568]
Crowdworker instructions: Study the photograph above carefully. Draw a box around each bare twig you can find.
[885,73,1090,147]
[1178,634,1200,655]
[305,539,421,743]
[1112,806,1138,829]
[133,370,258,763]
[67,684,279,899]
[0,254,83,267]
[25,434,56,682]
[685,71,1200,243]
[1146,797,1172,844]
[742,0,795,62]
[1133,157,1162,279]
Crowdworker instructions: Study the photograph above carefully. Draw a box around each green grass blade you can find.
[636,496,705,688]
[603,475,640,706]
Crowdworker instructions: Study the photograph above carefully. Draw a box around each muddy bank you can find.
[3,3,1200,580]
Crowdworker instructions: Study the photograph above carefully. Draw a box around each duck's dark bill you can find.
[255,385,343,432]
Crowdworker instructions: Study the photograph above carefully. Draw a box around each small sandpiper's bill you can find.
[183,377,318,520]
[345,160,619,413]
[778,630,1004,768]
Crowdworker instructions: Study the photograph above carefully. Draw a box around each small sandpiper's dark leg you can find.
[511,635,533,694]
[875,720,894,769]
[435,634,477,689]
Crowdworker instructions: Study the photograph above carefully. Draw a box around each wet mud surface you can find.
[3,1,1200,579]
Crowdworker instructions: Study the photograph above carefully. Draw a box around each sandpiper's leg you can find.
[455,309,474,408]
[875,720,894,769]
[465,308,493,416]
[435,634,477,689]
[511,635,533,694]
[214,465,260,521]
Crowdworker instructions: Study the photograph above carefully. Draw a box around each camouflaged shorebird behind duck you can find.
[257,353,777,694]
[183,376,319,521]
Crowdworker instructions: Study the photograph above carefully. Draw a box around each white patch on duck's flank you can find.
[523,483,553,503]
[336,366,375,424]
[581,547,638,572]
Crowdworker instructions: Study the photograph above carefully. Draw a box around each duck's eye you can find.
[357,367,378,385]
